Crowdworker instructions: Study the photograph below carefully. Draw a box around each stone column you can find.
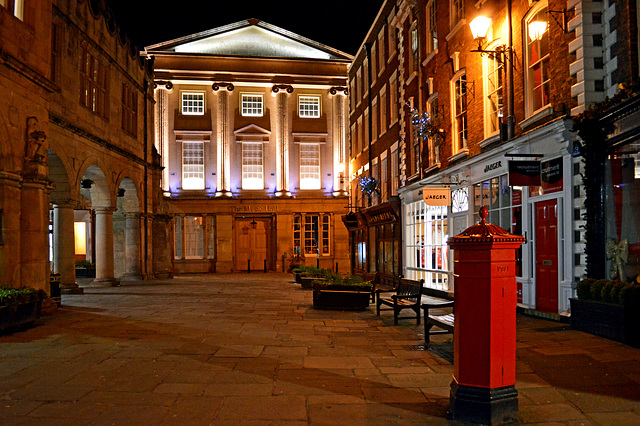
[214,83,234,197]
[20,178,51,292]
[123,213,141,280]
[53,203,82,294]
[0,172,22,287]
[331,87,348,196]
[92,207,118,286]
[273,85,292,197]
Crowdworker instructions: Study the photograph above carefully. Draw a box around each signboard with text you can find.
[422,186,451,206]
[508,161,541,186]
[529,157,563,196]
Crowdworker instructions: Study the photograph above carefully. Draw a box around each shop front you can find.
[402,118,577,314]
[361,197,402,281]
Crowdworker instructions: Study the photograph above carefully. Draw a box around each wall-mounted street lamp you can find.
[337,162,345,187]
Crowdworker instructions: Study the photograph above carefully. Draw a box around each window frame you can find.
[299,143,321,190]
[425,0,438,57]
[450,0,465,30]
[181,91,205,116]
[426,93,440,167]
[450,70,468,153]
[80,44,109,119]
[241,141,264,190]
[293,213,332,256]
[181,140,205,190]
[241,93,264,117]
[298,95,321,118]
[483,43,504,138]
[121,83,138,137]
[524,1,551,118]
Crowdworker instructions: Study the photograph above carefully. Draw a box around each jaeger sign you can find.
[422,186,451,206]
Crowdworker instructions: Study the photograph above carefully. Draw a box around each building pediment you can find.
[234,124,271,143]
[145,19,353,61]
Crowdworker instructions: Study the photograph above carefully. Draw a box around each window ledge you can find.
[520,105,554,129]
[479,133,502,148]
[445,19,467,42]
[424,163,441,174]
[422,50,438,67]
[406,72,418,87]
[447,149,469,163]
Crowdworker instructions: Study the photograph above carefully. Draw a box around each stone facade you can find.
[0,0,171,293]
[144,19,351,274]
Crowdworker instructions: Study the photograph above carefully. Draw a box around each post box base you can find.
[450,381,518,425]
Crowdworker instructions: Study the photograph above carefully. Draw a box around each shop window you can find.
[182,141,204,190]
[406,201,449,290]
[451,187,469,213]
[293,214,331,256]
[174,216,205,259]
[181,92,205,115]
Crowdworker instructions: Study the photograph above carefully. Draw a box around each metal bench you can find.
[376,278,424,325]
[422,300,454,347]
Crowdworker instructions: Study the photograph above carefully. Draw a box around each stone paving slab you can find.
[0,273,638,424]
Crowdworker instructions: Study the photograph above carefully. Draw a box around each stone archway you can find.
[79,165,117,286]
[48,149,83,293]
[114,177,141,280]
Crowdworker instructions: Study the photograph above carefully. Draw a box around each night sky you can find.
[105,0,385,56]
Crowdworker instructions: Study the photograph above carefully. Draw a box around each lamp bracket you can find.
[548,9,568,33]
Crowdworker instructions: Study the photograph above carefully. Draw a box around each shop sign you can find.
[362,204,398,226]
[483,160,504,174]
[529,157,563,196]
[422,186,451,206]
[508,161,541,186]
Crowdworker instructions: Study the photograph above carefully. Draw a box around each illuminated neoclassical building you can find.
[144,19,352,273]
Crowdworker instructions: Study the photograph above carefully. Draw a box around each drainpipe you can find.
[365,42,373,190]
[506,0,515,139]
[143,76,149,278]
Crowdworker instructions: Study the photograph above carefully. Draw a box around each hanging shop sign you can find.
[422,186,451,206]
[508,161,541,186]
[362,203,398,226]
[529,157,563,196]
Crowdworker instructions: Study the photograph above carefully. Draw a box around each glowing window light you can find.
[528,20,548,42]
[74,222,87,255]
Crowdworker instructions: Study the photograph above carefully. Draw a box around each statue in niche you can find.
[25,116,48,164]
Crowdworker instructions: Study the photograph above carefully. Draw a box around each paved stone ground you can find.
[0,273,639,425]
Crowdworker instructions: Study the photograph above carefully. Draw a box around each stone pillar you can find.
[53,203,82,294]
[331,87,348,196]
[273,85,292,197]
[123,213,141,280]
[20,178,51,292]
[0,172,22,287]
[214,84,234,197]
[92,207,118,286]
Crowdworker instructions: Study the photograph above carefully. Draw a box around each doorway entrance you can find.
[235,218,271,271]
[534,199,559,313]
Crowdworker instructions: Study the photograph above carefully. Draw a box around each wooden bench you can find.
[376,278,424,325]
[422,300,454,347]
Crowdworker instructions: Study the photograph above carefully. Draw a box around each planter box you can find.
[0,300,42,334]
[76,268,96,278]
[300,275,324,289]
[313,283,372,311]
[570,298,640,347]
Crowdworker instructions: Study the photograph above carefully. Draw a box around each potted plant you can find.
[0,287,45,334]
[313,273,372,311]
[75,260,96,278]
[570,276,640,347]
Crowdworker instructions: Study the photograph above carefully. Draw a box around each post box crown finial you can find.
[479,206,488,223]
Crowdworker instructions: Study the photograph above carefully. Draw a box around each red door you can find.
[535,199,559,312]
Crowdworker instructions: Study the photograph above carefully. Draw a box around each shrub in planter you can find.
[571,278,640,347]
[0,287,46,334]
[312,274,373,310]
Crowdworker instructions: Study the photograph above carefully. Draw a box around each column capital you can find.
[93,207,116,214]
[153,80,173,90]
[212,82,234,92]
[329,86,348,96]
[272,84,294,94]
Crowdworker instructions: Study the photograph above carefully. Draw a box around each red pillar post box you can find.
[447,206,525,424]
